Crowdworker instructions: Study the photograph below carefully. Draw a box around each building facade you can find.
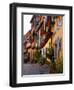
[23,15,63,64]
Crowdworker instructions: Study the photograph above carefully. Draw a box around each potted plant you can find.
[34,49,46,65]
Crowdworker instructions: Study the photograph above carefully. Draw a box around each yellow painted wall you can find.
[44,38,51,49]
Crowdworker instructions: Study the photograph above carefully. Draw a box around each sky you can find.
[23,15,33,35]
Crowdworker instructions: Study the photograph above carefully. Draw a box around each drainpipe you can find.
[39,29,40,47]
